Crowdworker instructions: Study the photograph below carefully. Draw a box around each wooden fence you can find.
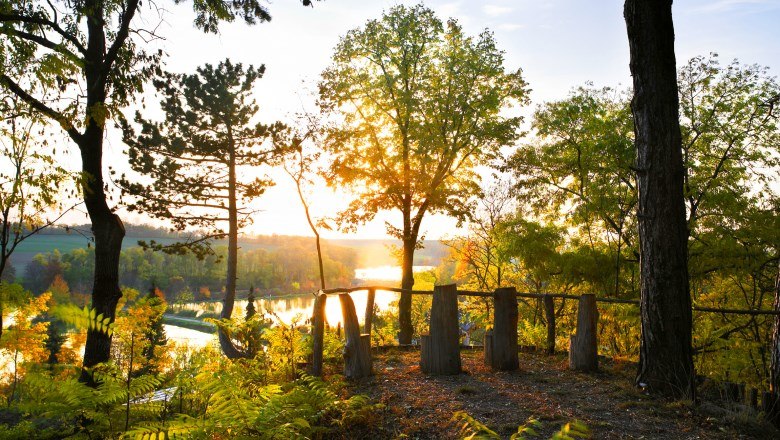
[309,284,780,417]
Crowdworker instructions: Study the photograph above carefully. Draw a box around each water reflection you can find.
[164,324,215,348]
[182,289,400,328]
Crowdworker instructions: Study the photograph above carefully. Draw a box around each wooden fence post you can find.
[340,293,371,379]
[489,287,519,371]
[483,330,493,367]
[723,382,742,403]
[309,293,327,377]
[420,284,461,375]
[749,388,758,410]
[364,288,376,335]
[543,294,556,354]
[569,293,598,372]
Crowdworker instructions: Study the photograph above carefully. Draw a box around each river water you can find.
[165,265,434,348]
[165,289,399,349]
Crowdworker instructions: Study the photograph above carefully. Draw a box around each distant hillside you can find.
[9,224,448,272]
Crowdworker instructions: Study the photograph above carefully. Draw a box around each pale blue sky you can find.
[101,0,779,239]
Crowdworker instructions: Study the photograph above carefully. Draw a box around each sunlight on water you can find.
[164,324,216,349]
[256,289,400,327]
[165,266,434,346]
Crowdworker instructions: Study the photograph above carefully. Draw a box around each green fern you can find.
[52,303,114,335]
[510,417,542,439]
[551,420,590,440]
[452,410,501,439]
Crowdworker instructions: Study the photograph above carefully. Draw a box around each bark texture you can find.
[490,287,519,371]
[79,0,133,377]
[624,0,695,398]
[217,139,245,359]
[310,293,327,376]
[771,261,780,394]
[399,237,416,344]
[543,294,556,354]
[340,293,372,379]
[568,294,599,372]
[420,284,461,375]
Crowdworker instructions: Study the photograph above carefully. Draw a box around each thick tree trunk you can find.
[80,2,125,379]
[624,0,695,398]
[770,261,780,394]
[398,237,416,344]
[79,130,125,379]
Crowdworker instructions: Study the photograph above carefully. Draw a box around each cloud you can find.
[689,0,779,13]
[497,23,525,31]
[483,5,513,17]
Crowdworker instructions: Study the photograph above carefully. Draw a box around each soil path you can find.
[346,348,777,439]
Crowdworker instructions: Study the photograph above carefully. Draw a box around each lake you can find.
[166,265,435,347]
[165,289,399,349]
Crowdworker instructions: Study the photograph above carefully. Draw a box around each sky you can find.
[83,0,780,240]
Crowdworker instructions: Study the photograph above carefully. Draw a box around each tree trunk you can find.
[78,0,126,383]
[310,293,327,376]
[770,261,779,395]
[543,294,556,354]
[218,135,245,359]
[364,288,376,335]
[399,237,416,344]
[624,0,695,398]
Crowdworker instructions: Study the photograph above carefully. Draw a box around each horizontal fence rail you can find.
[317,285,780,316]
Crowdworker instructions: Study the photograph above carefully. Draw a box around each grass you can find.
[162,315,216,334]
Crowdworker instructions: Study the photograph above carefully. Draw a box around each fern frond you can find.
[451,411,501,440]
[52,303,115,335]
[551,420,590,440]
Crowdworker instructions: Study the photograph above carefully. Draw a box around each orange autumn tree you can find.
[0,292,50,404]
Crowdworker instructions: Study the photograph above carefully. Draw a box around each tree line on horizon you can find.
[19,240,358,303]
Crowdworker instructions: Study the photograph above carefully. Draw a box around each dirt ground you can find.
[343,348,779,440]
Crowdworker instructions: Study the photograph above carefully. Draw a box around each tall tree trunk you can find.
[398,236,416,345]
[80,0,125,381]
[79,130,126,378]
[624,0,695,398]
[218,136,245,359]
[770,261,780,394]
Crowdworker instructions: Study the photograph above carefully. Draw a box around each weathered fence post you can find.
[483,330,493,367]
[364,288,376,335]
[569,293,598,372]
[488,287,519,371]
[309,293,327,376]
[340,293,371,379]
[420,284,461,375]
[749,388,759,410]
[543,294,556,354]
[723,382,742,403]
